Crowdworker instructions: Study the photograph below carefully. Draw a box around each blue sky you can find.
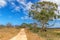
[0,0,60,28]
[0,0,39,25]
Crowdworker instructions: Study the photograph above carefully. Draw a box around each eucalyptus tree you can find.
[29,1,60,31]
[33,23,37,30]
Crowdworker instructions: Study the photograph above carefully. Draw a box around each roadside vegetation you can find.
[0,23,20,40]
[29,28,60,40]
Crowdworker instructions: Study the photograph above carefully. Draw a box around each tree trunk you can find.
[41,24,47,32]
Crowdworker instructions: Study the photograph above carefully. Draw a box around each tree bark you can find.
[41,24,47,32]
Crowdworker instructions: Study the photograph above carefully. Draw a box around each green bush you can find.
[56,33,60,35]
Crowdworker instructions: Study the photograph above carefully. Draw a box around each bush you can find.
[56,33,60,35]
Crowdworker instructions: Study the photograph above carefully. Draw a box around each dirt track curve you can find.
[10,29,27,40]
[10,28,43,40]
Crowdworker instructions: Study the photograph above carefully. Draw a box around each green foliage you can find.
[56,33,60,35]
[29,1,60,30]
[58,15,60,18]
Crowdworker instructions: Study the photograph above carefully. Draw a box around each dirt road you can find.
[10,28,43,40]
[10,28,27,40]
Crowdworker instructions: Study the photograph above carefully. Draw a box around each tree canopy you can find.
[29,1,60,31]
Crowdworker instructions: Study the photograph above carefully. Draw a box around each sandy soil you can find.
[10,28,43,40]
[10,28,27,40]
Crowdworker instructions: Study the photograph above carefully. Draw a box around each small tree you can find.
[29,1,60,31]
[6,23,12,28]
[33,23,37,30]
[21,23,28,28]
[0,25,5,28]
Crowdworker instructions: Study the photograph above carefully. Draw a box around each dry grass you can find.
[25,29,44,40]
[0,27,20,40]
[37,29,60,40]
[0,27,60,40]
[29,28,60,40]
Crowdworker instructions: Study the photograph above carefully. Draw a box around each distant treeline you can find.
[0,23,39,29]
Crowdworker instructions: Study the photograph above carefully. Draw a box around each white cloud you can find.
[9,0,32,15]
[10,2,16,7]
[11,6,21,12]
[21,16,29,20]
[0,0,7,8]
[17,0,26,5]
[17,0,33,11]
[21,17,24,20]
[14,6,20,11]
[26,2,33,10]
[21,16,32,20]
[9,0,33,14]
